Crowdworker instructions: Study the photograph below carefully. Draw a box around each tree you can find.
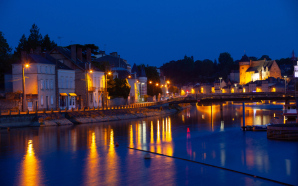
[15,34,28,57]
[107,78,131,98]
[141,65,162,96]
[0,31,12,89]
[218,52,234,78]
[249,56,258,61]
[41,34,57,52]
[259,55,271,60]
[27,24,42,51]
[0,31,11,59]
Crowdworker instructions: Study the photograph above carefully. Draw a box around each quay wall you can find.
[267,124,298,140]
[0,114,39,128]
[0,103,191,128]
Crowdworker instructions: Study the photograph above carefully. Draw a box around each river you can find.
[0,103,297,185]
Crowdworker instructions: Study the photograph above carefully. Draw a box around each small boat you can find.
[252,125,267,131]
[242,125,267,131]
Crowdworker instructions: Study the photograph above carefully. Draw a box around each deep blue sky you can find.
[1,0,297,67]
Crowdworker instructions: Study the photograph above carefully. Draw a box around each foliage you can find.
[249,56,258,61]
[15,24,57,57]
[107,78,131,98]
[27,23,43,51]
[0,31,12,89]
[137,64,162,96]
[41,34,57,52]
[0,31,11,59]
[218,52,234,78]
[91,61,110,72]
[259,55,271,60]
[168,85,178,93]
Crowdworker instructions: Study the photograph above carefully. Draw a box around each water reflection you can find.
[84,131,99,185]
[18,140,43,186]
[129,117,174,156]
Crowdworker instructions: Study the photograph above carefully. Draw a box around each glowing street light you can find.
[219,77,222,93]
[166,80,170,84]
[89,70,93,73]
[284,75,287,94]
[128,75,131,78]
[149,81,152,84]
[22,63,30,111]
[156,83,159,86]
[108,72,111,75]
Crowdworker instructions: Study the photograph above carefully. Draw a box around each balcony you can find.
[88,87,96,92]
[98,87,106,92]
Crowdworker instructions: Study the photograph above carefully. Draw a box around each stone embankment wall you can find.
[267,124,298,140]
[0,114,39,128]
[0,103,191,128]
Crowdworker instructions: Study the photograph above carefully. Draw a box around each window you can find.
[69,77,73,89]
[45,66,48,74]
[90,93,93,103]
[50,80,53,90]
[41,80,44,90]
[45,80,48,89]
[65,77,68,89]
[40,66,42,73]
[51,96,53,105]
[41,95,44,105]
[60,76,64,88]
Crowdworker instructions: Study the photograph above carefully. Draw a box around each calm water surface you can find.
[0,103,297,185]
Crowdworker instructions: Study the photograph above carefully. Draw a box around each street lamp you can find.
[167,80,170,84]
[128,75,131,78]
[103,71,112,109]
[149,81,152,84]
[219,77,222,93]
[22,63,29,112]
[156,83,159,86]
[284,76,287,95]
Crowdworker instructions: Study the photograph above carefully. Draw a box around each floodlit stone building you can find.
[239,54,282,85]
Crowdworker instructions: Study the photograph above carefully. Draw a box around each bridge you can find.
[169,92,298,105]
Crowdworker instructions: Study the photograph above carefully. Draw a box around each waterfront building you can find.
[93,52,131,79]
[239,54,282,85]
[49,45,105,109]
[12,52,56,111]
[213,79,226,93]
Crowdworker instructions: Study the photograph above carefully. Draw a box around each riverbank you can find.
[0,103,191,128]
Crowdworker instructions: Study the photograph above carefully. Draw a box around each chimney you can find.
[77,47,82,61]
[71,45,76,61]
[86,48,91,63]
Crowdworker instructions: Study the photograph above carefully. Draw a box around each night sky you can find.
[1,0,297,66]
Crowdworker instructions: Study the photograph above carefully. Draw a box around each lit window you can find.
[41,95,43,105]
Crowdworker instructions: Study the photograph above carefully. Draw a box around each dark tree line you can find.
[160,53,295,86]
[0,24,57,89]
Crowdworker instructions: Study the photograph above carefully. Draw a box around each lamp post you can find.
[22,63,29,112]
[103,71,111,109]
[284,76,287,95]
[219,77,222,93]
